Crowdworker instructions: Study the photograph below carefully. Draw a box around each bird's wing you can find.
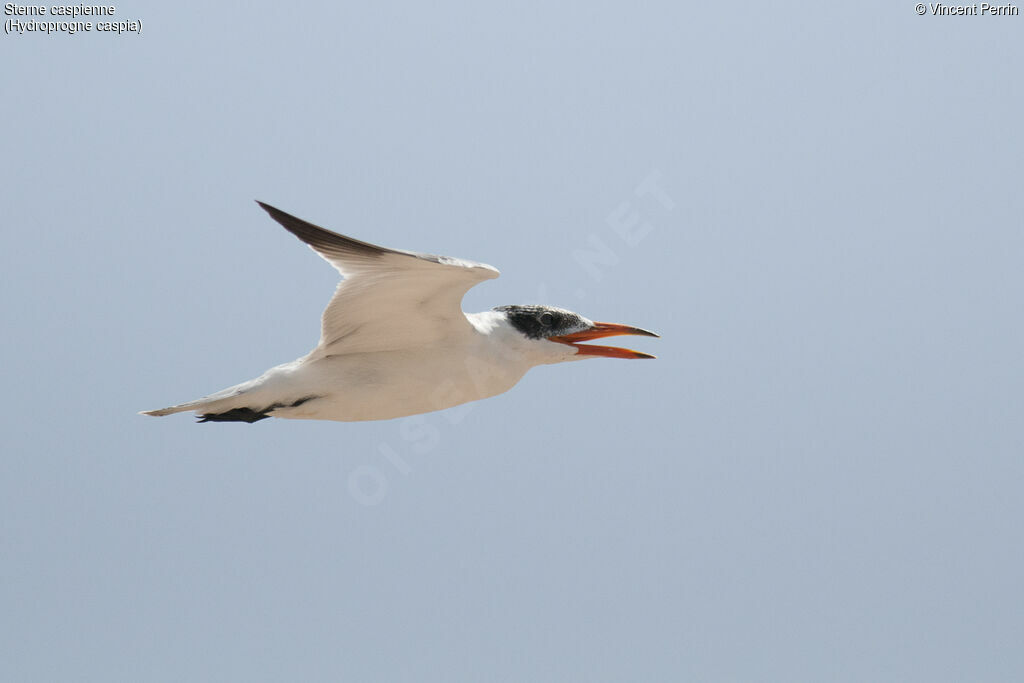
[257,202,500,355]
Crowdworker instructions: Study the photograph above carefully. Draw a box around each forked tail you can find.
[140,380,266,423]
[140,381,317,424]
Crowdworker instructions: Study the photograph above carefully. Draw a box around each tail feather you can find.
[140,362,310,423]
[140,400,212,417]
[140,406,189,417]
[140,380,257,419]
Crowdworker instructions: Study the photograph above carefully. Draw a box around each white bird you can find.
[141,202,658,423]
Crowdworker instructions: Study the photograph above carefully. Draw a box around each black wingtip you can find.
[197,407,272,423]
[253,200,393,260]
[255,200,279,215]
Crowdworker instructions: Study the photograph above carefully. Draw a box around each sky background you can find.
[2,2,1023,681]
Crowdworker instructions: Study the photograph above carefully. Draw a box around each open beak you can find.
[549,322,659,359]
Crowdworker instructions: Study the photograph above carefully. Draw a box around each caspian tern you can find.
[141,202,658,423]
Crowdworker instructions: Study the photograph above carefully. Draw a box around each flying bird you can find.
[141,202,658,423]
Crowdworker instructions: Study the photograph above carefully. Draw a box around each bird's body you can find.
[154,312,544,422]
[142,203,657,423]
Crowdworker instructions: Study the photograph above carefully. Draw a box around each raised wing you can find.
[257,202,500,355]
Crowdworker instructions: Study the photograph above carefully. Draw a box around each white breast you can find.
[270,313,539,421]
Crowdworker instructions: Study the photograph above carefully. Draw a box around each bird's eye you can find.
[539,312,555,327]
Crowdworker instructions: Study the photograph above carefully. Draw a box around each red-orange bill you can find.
[549,322,659,359]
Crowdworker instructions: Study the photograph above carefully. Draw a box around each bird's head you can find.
[493,304,658,364]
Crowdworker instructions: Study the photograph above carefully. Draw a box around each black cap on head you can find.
[494,305,589,339]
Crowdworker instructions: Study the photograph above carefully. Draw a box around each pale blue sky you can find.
[2,2,1022,681]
